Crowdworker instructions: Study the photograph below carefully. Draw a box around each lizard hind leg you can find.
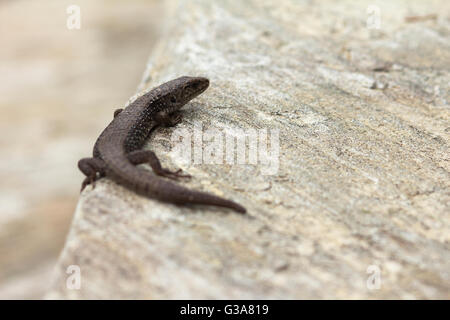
[127,150,191,181]
[78,157,106,191]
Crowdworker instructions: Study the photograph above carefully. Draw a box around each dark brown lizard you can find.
[78,76,246,214]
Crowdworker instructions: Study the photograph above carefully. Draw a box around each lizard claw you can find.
[81,178,89,192]
[169,113,182,126]
[160,168,191,181]
[80,175,97,192]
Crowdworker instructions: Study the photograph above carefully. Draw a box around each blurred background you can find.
[0,0,163,298]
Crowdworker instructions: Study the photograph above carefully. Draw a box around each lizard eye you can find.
[170,96,177,103]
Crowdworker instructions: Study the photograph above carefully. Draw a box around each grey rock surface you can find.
[47,0,449,299]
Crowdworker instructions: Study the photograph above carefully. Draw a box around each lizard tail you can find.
[102,151,247,214]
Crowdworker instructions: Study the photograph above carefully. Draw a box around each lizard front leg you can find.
[78,157,106,191]
[132,111,187,180]
[127,150,191,181]
[143,111,181,141]
[113,108,123,118]
[154,110,182,127]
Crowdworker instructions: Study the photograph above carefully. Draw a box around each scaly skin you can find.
[78,76,246,214]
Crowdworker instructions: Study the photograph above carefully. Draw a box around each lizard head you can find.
[162,76,210,112]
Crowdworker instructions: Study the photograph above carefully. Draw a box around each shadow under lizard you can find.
[78,76,246,214]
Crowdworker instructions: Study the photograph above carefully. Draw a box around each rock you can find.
[46,0,450,299]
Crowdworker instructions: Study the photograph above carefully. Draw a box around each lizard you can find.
[78,76,246,214]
